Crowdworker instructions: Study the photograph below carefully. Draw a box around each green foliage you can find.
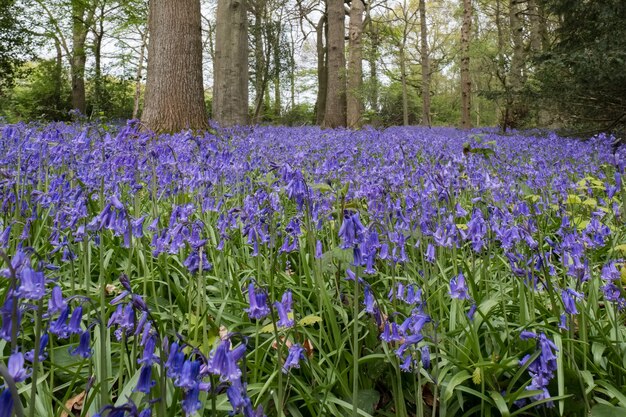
[1,59,71,121]
[0,0,31,93]
[537,0,626,134]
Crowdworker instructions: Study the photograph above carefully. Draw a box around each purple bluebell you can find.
[561,288,582,315]
[283,344,306,373]
[8,352,29,382]
[363,285,376,314]
[181,386,202,416]
[135,365,155,394]
[69,331,92,358]
[206,339,242,382]
[25,332,49,362]
[48,286,67,314]
[449,272,470,300]
[0,389,13,417]
[425,243,435,263]
[18,267,45,300]
[50,305,71,339]
[274,290,295,328]
[244,282,270,320]
[421,345,431,369]
[138,335,158,366]
[67,305,83,334]
[175,360,200,390]
[165,342,185,379]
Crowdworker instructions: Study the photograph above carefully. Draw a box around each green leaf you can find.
[443,370,472,402]
[591,405,626,417]
[298,314,322,326]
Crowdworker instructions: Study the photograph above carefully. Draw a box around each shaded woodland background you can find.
[0,0,624,135]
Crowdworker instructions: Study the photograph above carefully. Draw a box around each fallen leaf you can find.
[60,391,86,417]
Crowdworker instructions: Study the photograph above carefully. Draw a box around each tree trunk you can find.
[528,0,542,53]
[315,15,327,125]
[347,0,364,128]
[507,0,526,128]
[366,22,379,112]
[323,0,346,128]
[252,0,266,123]
[54,38,63,118]
[132,31,147,120]
[142,0,208,132]
[70,0,94,114]
[92,2,105,116]
[460,0,472,129]
[213,0,249,126]
[400,45,409,126]
[419,0,431,127]
[273,20,282,118]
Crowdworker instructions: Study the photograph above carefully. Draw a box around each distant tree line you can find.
[0,0,623,135]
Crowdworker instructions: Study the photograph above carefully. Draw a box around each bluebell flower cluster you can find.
[518,331,559,407]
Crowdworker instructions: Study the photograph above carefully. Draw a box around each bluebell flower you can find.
[421,345,431,369]
[181,386,202,416]
[206,339,242,382]
[175,360,200,390]
[8,352,30,382]
[520,331,537,340]
[183,251,212,274]
[135,365,155,394]
[274,290,295,328]
[138,335,158,366]
[244,282,270,320]
[0,389,13,417]
[561,288,582,315]
[18,267,46,300]
[25,332,49,362]
[449,272,470,300]
[283,344,306,373]
[50,305,71,339]
[425,243,435,263]
[48,286,67,315]
[315,240,323,259]
[0,298,20,342]
[466,303,477,321]
[67,306,83,334]
[165,342,185,379]
[363,285,376,314]
[69,331,92,358]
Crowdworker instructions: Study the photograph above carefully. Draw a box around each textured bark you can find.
[323,0,346,128]
[273,19,282,118]
[213,0,249,126]
[366,22,379,112]
[142,0,208,132]
[528,0,542,53]
[418,0,431,127]
[400,49,408,126]
[347,0,364,128]
[70,0,95,114]
[315,15,327,125]
[252,0,266,123]
[460,0,472,129]
[505,0,527,129]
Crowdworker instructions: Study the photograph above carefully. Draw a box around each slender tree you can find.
[324,0,346,128]
[418,0,430,126]
[213,0,249,126]
[460,0,472,129]
[347,0,364,128]
[141,0,208,132]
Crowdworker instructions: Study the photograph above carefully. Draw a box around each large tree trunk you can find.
[273,19,282,118]
[418,0,431,127]
[506,0,526,129]
[323,0,346,128]
[92,1,106,116]
[460,0,472,129]
[347,0,364,128]
[70,0,94,114]
[213,0,249,126]
[142,0,208,132]
[315,15,327,125]
[252,0,266,123]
